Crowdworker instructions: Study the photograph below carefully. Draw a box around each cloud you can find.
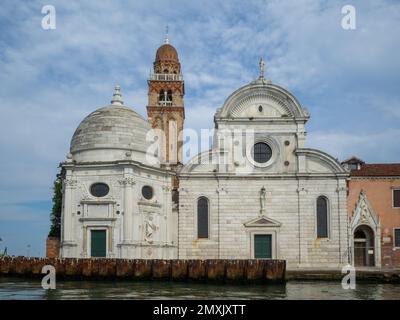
[307,128,400,163]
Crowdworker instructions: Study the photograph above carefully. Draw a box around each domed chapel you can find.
[60,38,349,269]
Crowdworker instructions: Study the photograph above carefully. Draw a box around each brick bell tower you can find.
[146,34,185,170]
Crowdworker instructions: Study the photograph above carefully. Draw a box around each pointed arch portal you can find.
[353,225,375,267]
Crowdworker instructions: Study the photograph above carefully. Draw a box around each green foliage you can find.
[48,171,63,238]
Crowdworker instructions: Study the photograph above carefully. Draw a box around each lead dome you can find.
[70,86,158,164]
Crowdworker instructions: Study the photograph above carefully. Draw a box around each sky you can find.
[0,0,399,256]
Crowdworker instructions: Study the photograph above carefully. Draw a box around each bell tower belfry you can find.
[146,33,185,169]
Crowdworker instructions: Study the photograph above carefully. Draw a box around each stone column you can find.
[162,185,170,245]
[296,183,309,267]
[120,176,135,242]
[62,178,76,242]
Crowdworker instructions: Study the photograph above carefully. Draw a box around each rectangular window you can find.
[393,189,400,208]
[394,229,400,248]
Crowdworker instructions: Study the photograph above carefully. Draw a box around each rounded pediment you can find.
[216,79,309,120]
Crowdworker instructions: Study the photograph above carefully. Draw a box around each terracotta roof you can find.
[350,163,400,177]
[155,43,179,62]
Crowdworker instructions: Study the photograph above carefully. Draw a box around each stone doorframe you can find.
[349,191,381,267]
[243,215,281,259]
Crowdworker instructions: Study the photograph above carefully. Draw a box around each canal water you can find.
[0,277,399,299]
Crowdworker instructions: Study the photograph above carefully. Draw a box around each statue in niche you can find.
[260,186,266,215]
[144,214,157,244]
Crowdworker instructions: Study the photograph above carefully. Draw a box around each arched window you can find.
[167,90,172,102]
[159,89,165,102]
[316,196,328,238]
[197,197,209,238]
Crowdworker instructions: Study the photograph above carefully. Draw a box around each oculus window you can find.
[142,186,154,200]
[252,142,272,163]
[90,183,109,197]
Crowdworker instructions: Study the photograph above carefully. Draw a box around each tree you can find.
[48,171,63,238]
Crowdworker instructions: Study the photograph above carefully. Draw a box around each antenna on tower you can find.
[165,25,169,44]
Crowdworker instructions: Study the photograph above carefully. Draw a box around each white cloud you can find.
[307,128,400,163]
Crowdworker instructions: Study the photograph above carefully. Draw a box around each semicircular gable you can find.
[179,149,217,174]
[296,148,348,174]
[217,82,308,119]
[230,90,293,117]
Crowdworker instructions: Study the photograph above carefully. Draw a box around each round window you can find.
[142,186,153,200]
[90,183,109,197]
[252,142,272,163]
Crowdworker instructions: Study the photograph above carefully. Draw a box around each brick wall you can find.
[46,237,60,258]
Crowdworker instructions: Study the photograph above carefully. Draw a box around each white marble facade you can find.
[60,87,177,259]
[60,74,349,269]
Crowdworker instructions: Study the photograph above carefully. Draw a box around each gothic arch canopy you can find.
[215,80,309,120]
[350,191,380,231]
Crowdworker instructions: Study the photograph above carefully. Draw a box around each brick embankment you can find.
[0,257,286,283]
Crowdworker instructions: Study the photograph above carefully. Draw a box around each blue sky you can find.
[0,0,399,256]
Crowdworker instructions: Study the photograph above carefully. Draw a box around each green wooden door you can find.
[254,234,272,259]
[91,230,106,257]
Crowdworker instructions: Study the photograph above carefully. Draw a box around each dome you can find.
[155,43,179,62]
[70,86,158,165]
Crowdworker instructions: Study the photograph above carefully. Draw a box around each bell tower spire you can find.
[146,37,185,169]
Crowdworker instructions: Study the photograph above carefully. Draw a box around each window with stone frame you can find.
[393,189,400,208]
[252,142,272,163]
[197,197,209,239]
[394,229,400,248]
[316,196,328,238]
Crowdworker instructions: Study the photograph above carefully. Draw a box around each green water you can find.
[0,277,399,300]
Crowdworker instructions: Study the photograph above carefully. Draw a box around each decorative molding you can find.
[63,179,77,187]
[80,199,116,205]
[216,187,228,194]
[78,217,117,222]
[336,186,347,193]
[118,177,136,186]
[244,215,282,228]
[349,191,380,230]
[217,82,308,120]
[138,200,162,208]
[143,212,158,244]
[297,187,308,194]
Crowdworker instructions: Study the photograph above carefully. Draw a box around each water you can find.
[0,277,399,300]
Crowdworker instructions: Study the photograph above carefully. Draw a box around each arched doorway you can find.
[354,225,375,267]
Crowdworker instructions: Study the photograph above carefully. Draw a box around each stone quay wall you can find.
[0,257,286,283]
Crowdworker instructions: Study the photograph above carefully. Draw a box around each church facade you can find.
[59,40,350,269]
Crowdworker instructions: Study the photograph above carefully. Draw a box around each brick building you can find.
[343,157,400,268]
